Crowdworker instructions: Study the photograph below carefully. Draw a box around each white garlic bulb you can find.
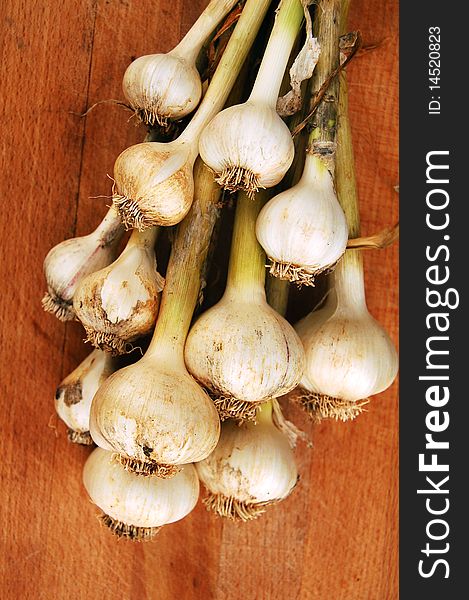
[256,153,348,285]
[196,401,298,521]
[185,290,305,420]
[184,190,305,421]
[73,227,164,355]
[42,207,124,321]
[83,447,199,541]
[199,0,305,196]
[122,0,238,125]
[199,101,295,196]
[113,139,196,230]
[55,349,115,445]
[123,54,202,127]
[89,350,220,477]
[295,251,398,421]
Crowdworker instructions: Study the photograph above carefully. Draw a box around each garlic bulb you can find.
[83,447,199,541]
[122,0,238,126]
[185,191,305,421]
[42,207,124,321]
[55,349,114,445]
[295,251,398,422]
[89,351,220,477]
[113,0,272,230]
[73,227,164,355]
[256,153,348,285]
[90,158,224,477]
[196,400,298,521]
[199,0,305,196]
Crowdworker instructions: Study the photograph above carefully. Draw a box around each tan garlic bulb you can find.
[73,227,164,355]
[83,447,199,541]
[295,251,398,422]
[55,349,115,445]
[113,0,272,230]
[90,158,224,478]
[199,0,305,196]
[122,0,238,126]
[256,153,348,285]
[196,400,298,521]
[185,191,305,421]
[42,207,124,321]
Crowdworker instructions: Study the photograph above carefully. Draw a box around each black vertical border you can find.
[400,2,467,597]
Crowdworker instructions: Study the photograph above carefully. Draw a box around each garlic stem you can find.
[146,158,221,362]
[255,398,274,424]
[332,250,366,311]
[172,0,239,63]
[249,0,304,106]
[336,71,360,237]
[178,0,273,148]
[307,0,341,161]
[126,224,159,250]
[94,205,124,242]
[225,191,268,301]
[266,275,289,316]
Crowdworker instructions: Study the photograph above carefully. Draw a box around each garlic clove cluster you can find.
[295,288,398,422]
[256,154,348,286]
[113,141,194,230]
[123,53,202,127]
[199,102,295,197]
[184,293,305,420]
[55,349,115,445]
[196,401,298,521]
[89,357,221,477]
[83,447,199,541]
[73,233,164,356]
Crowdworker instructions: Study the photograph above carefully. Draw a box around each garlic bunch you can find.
[73,227,164,355]
[123,0,238,126]
[256,153,348,286]
[90,159,224,477]
[295,251,398,422]
[196,400,298,521]
[185,191,305,421]
[83,447,199,541]
[113,0,272,230]
[55,349,114,445]
[42,207,124,321]
[199,0,305,196]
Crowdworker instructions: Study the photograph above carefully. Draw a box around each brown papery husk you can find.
[293,388,369,423]
[41,292,74,322]
[114,454,181,478]
[215,166,262,199]
[267,257,341,287]
[99,513,161,541]
[203,492,279,522]
[67,429,94,445]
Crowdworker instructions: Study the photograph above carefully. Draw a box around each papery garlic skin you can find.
[89,357,220,472]
[42,208,123,321]
[196,402,298,520]
[55,350,114,444]
[113,141,195,230]
[83,448,199,538]
[199,102,295,195]
[123,54,202,126]
[73,229,164,355]
[185,292,305,404]
[256,154,348,281]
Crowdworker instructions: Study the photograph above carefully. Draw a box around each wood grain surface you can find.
[0,1,398,599]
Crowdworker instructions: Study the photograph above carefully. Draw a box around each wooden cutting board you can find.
[0,0,398,598]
